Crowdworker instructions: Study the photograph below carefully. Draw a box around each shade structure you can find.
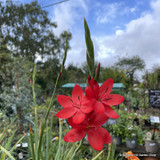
[61,83,126,90]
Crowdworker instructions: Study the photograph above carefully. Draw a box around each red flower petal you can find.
[68,117,88,129]
[85,87,96,98]
[72,110,86,124]
[99,78,114,96]
[64,129,86,142]
[80,103,93,113]
[72,85,84,102]
[104,105,119,119]
[80,97,93,113]
[96,127,112,144]
[91,113,109,126]
[93,101,105,113]
[88,129,103,151]
[56,108,77,119]
[89,78,99,92]
[57,95,73,108]
[103,94,124,106]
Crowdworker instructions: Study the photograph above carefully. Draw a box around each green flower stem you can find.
[55,119,62,160]
[32,65,38,160]
[46,120,49,160]
[70,139,83,160]
[0,146,15,160]
[106,143,112,160]
[29,128,35,160]
[91,150,103,160]
[37,36,68,159]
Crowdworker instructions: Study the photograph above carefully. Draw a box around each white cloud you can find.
[50,0,89,66]
[52,0,88,36]
[96,3,121,24]
[115,30,124,36]
[49,0,160,73]
[130,7,136,13]
[94,0,160,70]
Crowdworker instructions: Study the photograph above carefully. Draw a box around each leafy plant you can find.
[0,117,25,160]
[124,125,144,145]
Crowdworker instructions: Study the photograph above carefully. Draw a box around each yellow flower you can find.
[52,136,59,142]
[55,136,58,140]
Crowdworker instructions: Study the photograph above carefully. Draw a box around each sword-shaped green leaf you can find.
[84,18,94,77]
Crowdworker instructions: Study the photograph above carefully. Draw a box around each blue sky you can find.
[3,0,160,71]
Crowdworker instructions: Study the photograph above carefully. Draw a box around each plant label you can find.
[150,143,156,146]
[150,116,160,123]
[22,143,28,147]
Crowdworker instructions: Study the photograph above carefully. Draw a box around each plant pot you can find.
[126,138,137,149]
[112,136,122,145]
[145,140,159,153]
[107,119,117,125]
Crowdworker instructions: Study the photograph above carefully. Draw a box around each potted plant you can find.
[125,129,137,149]
[125,125,144,149]
[107,118,117,125]
[145,131,159,153]
[112,124,123,145]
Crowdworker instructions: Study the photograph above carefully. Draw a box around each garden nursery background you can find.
[0,0,160,160]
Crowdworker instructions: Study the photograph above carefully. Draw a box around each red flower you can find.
[56,85,93,124]
[64,112,112,151]
[85,78,124,118]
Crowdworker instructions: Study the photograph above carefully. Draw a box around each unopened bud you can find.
[94,63,100,81]
[58,72,62,78]
[87,75,90,86]
[30,79,33,85]
[96,63,100,74]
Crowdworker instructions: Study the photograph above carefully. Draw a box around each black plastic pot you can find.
[112,136,122,145]
[126,138,137,149]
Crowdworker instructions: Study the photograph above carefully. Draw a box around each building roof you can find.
[61,83,126,89]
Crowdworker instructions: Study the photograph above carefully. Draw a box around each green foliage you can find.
[116,55,145,86]
[144,66,160,89]
[65,64,85,83]
[84,18,95,78]
[100,66,129,87]
[0,1,71,62]
[0,57,33,112]
[0,117,25,160]
[124,125,144,144]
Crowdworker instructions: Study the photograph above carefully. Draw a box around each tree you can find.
[36,58,60,95]
[0,1,71,62]
[116,55,145,86]
[100,66,129,88]
[0,38,13,90]
[0,57,33,134]
[0,0,72,97]
[66,64,85,83]
[144,65,160,89]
